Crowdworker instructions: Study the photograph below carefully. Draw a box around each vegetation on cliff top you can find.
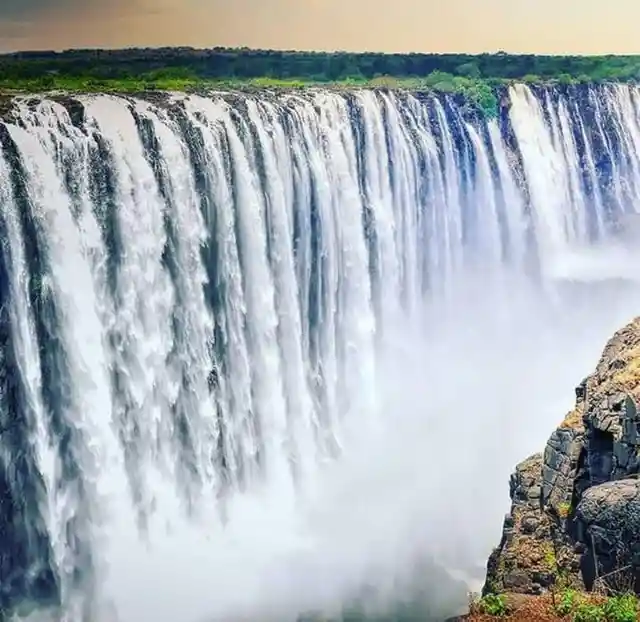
[2,48,640,118]
[3,47,640,83]
[0,70,501,116]
[467,589,640,621]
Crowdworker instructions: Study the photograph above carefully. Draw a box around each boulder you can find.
[575,479,640,591]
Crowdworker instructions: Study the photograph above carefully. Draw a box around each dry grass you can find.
[462,593,609,621]
[594,318,640,396]
[558,406,584,430]
[492,505,554,578]
[612,347,640,394]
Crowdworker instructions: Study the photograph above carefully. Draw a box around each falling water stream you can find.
[0,84,640,621]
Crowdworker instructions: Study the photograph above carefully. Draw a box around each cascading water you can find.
[1,83,640,621]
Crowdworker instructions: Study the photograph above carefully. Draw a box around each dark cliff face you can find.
[485,317,640,596]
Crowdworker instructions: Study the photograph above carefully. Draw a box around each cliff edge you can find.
[484,316,640,600]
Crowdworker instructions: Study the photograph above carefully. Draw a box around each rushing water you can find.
[1,83,640,621]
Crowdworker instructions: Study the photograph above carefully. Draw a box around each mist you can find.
[98,234,640,622]
[11,253,640,622]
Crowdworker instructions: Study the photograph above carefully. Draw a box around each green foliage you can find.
[556,73,577,85]
[556,588,581,616]
[554,589,638,622]
[4,47,640,83]
[478,593,507,616]
[406,71,499,117]
[245,76,311,88]
[557,501,572,518]
[421,70,458,90]
[456,61,481,78]
[3,47,640,119]
[602,593,639,622]
[466,82,499,118]
[369,75,401,87]
[543,544,557,570]
[573,600,605,622]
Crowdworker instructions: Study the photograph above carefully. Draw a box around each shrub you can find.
[556,588,580,616]
[557,501,572,518]
[602,593,639,622]
[466,82,499,118]
[478,593,507,616]
[557,73,576,85]
[573,600,605,622]
[369,75,401,88]
[456,62,481,78]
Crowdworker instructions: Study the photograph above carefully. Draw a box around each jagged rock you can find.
[542,398,585,514]
[484,317,640,598]
[52,96,86,128]
[582,318,640,485]
[484,453,582,595]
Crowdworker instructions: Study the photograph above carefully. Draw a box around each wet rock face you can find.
[484,317,640,597]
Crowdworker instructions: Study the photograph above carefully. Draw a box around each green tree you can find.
[456,62,481,78]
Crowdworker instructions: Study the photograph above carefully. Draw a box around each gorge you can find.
[0,83,640,621]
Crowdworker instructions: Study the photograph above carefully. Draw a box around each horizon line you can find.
[2,45,639,58]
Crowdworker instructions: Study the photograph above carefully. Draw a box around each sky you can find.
[0,0,638,55]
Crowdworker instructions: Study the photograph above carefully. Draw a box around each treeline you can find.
[2,47,639,119]
[2,47,640,83]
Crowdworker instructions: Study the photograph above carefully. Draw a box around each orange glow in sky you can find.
[0,0,637,54]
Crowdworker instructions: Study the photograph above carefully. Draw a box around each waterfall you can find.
[1,84,640,621]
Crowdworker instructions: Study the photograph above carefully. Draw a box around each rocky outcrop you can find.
[484,452,584,596]
[484,317,640,597]
[484,453,553,594]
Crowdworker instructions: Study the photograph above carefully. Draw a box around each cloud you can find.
[0,0,142,22]
[0,0,150,51]
[1,0,86,18]
[0,0,215,52]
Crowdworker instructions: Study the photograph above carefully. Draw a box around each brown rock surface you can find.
[484,453,583,596]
